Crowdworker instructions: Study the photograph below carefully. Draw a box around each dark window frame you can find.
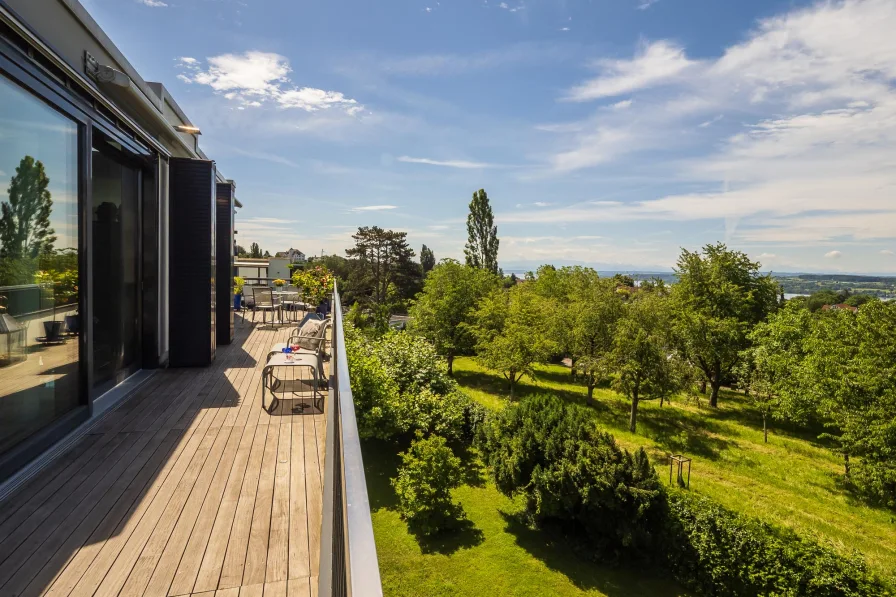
[0,34,161,480]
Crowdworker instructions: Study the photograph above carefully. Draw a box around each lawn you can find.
[363,438,689,597]
[452,356,896,582]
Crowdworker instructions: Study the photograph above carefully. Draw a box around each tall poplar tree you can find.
[464,189,499,274]
[420,244,435,273]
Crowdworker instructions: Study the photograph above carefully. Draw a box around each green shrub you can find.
[377,330,454,395]
[345,324,402,439]
[392,433,465,535]
[663,491,892,597]
[480,394,666,554]
[395,388,468,442]
[461,398,490,445]
[346,326,470,442]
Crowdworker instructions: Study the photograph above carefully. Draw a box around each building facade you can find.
[0,0,238,482]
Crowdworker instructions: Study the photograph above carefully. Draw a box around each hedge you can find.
[662,489,891,596]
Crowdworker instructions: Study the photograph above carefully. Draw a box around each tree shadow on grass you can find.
[454,367,585,406]
[453,444,487,488]
[499,511,687,597]
[361,438,402,511]
[414,517,486,555]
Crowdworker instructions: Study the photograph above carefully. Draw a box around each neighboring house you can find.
[274,248,306,264]
[821,303,859,313]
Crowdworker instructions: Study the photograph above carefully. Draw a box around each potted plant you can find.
[273,278,287,288]
[233,276,245,310]
[35,270,66,341]
[58,269,79,335]
[291,265,334,315]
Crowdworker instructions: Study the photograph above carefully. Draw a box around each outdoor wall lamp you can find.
[173,125,202,135]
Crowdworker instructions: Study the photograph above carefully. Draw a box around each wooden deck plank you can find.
[0,433,101,528]
[141,425,243,597]
[263,579,287,597]
[288,577,311,597]
[213,423,269,591]
[168,424,258,596]
[116,425,233,597]
[288,411,309,581]
[0,431,128,569]
[6,427,173,596]
[241,423,280,586]
[78,426,220,597]
[303,415,323,577]
[266,421,292,583]
[239,584,264,597]
[36,428,181,597]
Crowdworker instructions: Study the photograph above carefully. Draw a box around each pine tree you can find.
[0,155,56,259]
[464,189,499,274]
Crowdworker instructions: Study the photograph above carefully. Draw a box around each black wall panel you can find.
[216,182,235,345]
[169,158,216,367]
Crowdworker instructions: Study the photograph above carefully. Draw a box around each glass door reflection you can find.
[91,133,141,391]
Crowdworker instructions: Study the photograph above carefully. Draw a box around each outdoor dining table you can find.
[272,290,304,322]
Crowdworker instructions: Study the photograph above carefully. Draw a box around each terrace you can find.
[0,291,381,597]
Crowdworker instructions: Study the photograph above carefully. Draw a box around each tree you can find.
[471,284,554,399]
[263,250,271,258]
[464,189,499,274]
[672,243,780,407]
[392,433,465,536]
[420,244,435,273]
[0,155,56,259]
[738,304,814,442]
[611,292,686,433]
[480,394,665,554]
[571,278,625,400]
[408,260,499,375]
[345,226,420,330]
[532,266,623,399]
[249,242,263,258]
[801,302,896,503]
[234,244,247,257]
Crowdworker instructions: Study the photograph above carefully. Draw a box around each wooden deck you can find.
[0,315,327,597]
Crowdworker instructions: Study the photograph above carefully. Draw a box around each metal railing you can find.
[319,283,383,597]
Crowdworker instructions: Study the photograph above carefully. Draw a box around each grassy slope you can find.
[453,357,896,582]
[364,438,688,597]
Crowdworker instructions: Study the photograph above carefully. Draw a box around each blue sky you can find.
[82,0,896,273]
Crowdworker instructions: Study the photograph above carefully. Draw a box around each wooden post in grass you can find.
[670,454,692,489]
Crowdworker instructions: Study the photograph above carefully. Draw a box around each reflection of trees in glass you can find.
[0,155,57,260]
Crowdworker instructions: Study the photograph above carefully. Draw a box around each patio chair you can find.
[280,284,304,322]
[251,287,280,326]
[267,316,332,378]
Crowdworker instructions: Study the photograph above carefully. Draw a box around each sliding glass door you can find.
[91,132,141,392]
[0,74,81,460]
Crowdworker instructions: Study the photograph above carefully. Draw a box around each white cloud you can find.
[138,0,167,6]
[610,99,632,110]
[351,205,398,211]
[880,250,895,256]
[698,114,723,128]
[565,40,695,101]
[537,0,896,255]
[534,202,552,207]
[825,250,842,259]
[397,156,501,169]
[179,51,363,115]
[277,88,360,113]
[560,27,570,32]
[499,2,508,7]
[637,0,660,9]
